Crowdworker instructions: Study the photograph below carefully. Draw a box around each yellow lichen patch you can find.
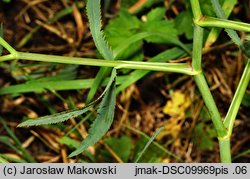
[157,90,191,141]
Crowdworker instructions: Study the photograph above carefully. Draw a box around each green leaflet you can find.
[174,10,193,40]
[69,69,117,157]
[86,0,114,60]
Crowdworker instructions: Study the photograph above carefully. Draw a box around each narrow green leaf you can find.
[17,105,93,127]
[135,126,164,163]
[86,0,115,103]
[0,136,20,154]
[0,118,36,162]
[69,69,117,157]
[233,148,250,160]
[86,0,114,60]
[0,76,127,95]
[17,67,117,127]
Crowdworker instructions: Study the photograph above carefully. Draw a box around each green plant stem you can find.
[0,52,198,75]
[190,0,202,20]
[219,138,231,163]
[223,59,250,136]
[197,16,250,32]
[194,74,227,138]
[192,24,204,71]
[0,37,17,56]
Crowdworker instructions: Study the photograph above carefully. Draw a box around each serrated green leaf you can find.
[17,105,93,127]
[87,0,114,60]
[141,19,178,44]
[69,69,117,157]
[174,11,193,40]
[86,0,116,103]
[17,67,117,127]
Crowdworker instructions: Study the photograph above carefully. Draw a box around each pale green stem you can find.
[197,16,250,32]
[0,52,198,75]
[194,74,227,138]
[0,37,17,57]
[190,0,202,20]
[223,59,250,136]
[219,138,231,163]
[192,24,204,71]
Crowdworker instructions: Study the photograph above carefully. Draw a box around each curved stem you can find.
[197,16,250,32]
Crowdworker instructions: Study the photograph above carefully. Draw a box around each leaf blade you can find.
[69,69,117,157]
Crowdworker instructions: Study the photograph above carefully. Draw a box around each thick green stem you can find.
[197,16,250,32]
[192,24,204,71]
[194,74,227,137]
[0,52,198,75]
[219,138,232,163]
[190,0,202,20]
[192,20,227,138]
